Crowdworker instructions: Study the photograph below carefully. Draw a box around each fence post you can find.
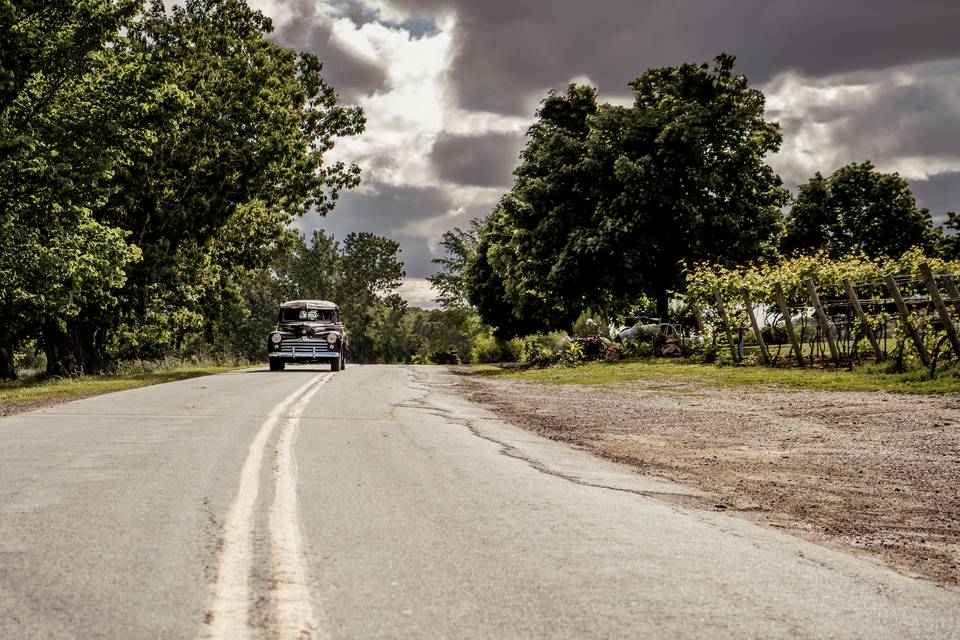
[920,263,960,360]
[805,278,841,365]
[842,278,884,362]
[884,274,931,367]
[941,274,960,316]
[742,287,770,363]
[773,282,804,366]
[713,287,740,363]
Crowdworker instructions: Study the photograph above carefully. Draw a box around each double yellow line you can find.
[200,373,332,639]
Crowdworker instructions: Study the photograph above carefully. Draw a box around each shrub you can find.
[470,333,502,363]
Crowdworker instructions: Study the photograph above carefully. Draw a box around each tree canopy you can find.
[783,161,938,259]
[0,0,365,376]
[466,55,788,336]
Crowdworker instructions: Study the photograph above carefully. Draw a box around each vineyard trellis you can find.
[684,249,960,372]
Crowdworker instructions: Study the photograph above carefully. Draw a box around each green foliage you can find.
[783,161,939,259]
[464,55,787,336]
[467,85,599,337]
[938,211,960,260]
[0,0,365,377]
[586,53,787,317]
[685,247,960,369]
[427,220,482,309]
[0,0,149,376]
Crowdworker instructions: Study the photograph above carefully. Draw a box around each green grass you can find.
[0,365,246,412]
[466,359,960,394]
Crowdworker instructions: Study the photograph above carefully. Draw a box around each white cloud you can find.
[397,277,440,308]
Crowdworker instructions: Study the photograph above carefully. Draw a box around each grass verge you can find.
[467,359,960,394]
[0,365,247,416]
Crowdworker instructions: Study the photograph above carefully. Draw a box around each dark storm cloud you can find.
[825,75,960,161]
[386,0,960,115]
[430,131,525,188]
[295,182,456,277]
[769,58,960,189]
[271,2,388,101]
[912,172,960,224]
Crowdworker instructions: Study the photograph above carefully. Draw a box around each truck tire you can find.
[269,358,285,371]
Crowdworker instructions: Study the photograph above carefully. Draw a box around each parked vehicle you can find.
[267,300,347,372]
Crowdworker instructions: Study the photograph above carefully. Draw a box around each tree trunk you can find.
[655,290,670,322]
[0,341,15,380]
[43,319,102,376]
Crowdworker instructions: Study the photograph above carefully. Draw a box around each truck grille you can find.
[279,339,331,355]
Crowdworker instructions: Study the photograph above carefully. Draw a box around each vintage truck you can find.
[266,300,347,372]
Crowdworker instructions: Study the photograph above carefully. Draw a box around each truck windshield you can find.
[280,308,336,322]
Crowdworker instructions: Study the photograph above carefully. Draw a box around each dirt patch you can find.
[0,395,84,417]
[454,372,960,587]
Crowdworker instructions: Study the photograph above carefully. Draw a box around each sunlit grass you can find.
[465,359,960,394]
[0,364,247,412]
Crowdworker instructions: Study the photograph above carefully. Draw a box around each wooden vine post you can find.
[742,287,770,363]
[713,287,740,363]
[842,278,884,362]
[805,278,841,365]
[920,263,960,360]
[773,282,804,366]
[941,274,960,316]
[884,274,930,367]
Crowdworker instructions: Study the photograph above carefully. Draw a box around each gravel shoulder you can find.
[454,370,960,587]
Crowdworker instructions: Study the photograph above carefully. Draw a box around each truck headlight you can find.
[270,333,282,344]
[327,332,340,344]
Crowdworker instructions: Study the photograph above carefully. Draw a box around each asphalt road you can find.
[1,365,958,639]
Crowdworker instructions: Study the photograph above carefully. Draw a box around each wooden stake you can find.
[884,274,930,367]
[941,274,960,316]
[713,287,740,363]
[773,282,804,366]
[842,278,883,362]
[805,278,841,365]
[920,263,960,360]
[742,288,770,363]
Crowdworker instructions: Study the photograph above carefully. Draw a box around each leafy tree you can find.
[939,211,960,260]
[586,54,787,318]
[427,219,483,309]
[466,85,599,337]
[464,56,787,335]
[783,161,938,259]
[0,0,147,377]
[339,232,406,363]
[28,0,366,373]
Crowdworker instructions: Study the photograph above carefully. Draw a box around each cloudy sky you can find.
[248,0,960,307]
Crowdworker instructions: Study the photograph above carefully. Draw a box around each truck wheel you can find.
[269,359,285,371]
[330,356,341,372]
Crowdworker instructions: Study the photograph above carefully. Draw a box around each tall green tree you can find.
[0,0,147,377]
[427,218,482,309]
[586,54,787,318]
[464,55,787,336]
[466,85,599,337]
[40,0,366,372]
[339,232,406,362]
[783,161,938,258]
